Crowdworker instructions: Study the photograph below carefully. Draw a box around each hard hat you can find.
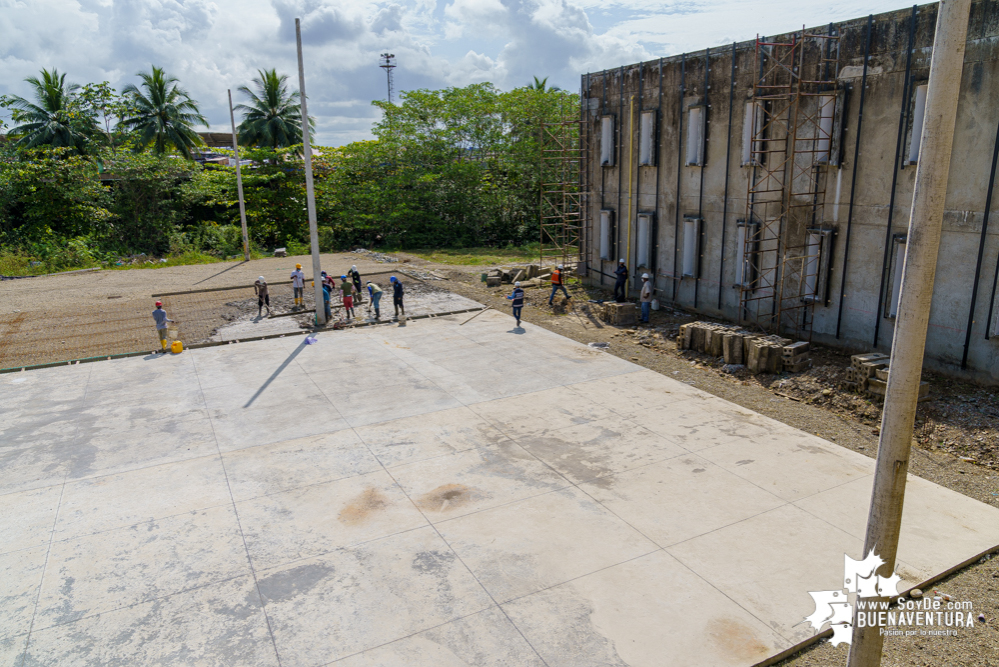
[619,258,625,263]
[365,280,372,284]
[390,276,397,282]
[340,275,347,280]
[258,276,266,282]
[155,301,162,307]
[351,265,357,271]
[514,281,521,286]
[557,264,563,269]
[642,273,650,279]
[295,263,302,269]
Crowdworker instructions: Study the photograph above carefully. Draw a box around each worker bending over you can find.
[254,276,271,317]
[366,281,383,319]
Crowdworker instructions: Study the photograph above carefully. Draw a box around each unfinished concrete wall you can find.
[582,1,999,384]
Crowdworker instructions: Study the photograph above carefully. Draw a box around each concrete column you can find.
[847,0,972,664]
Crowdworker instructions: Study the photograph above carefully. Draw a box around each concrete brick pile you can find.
[486,265,552,288]
[677,321,812,374]
[842,352,931,400]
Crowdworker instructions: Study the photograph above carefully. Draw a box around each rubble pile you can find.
[842,352,931,401]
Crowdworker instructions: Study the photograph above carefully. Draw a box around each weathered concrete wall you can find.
[582,1,999,383]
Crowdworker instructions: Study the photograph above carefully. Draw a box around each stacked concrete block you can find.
[677,321,807,374]
[846,353,930,400]
[603,302,637,325]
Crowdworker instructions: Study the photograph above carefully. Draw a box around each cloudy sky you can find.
[2,0,906,146]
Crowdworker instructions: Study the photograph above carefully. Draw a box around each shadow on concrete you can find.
[193,260,248,286]
[507,327,526,335]
[243,339,307,408]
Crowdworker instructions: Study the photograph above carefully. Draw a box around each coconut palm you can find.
[3,69,98,151]
[120,67,208,158]
[235,69,314,149]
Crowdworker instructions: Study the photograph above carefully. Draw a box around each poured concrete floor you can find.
[2,309,999,667]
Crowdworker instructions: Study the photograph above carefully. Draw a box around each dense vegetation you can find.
[0,67,577,274]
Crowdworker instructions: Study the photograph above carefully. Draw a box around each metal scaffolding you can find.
[540,98,587,271]
[741,28,840,336]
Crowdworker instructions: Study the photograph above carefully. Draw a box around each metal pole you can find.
[295,17,326,326]
[627,94,634,299]
[228,90,250,262]
[847,0,972,663]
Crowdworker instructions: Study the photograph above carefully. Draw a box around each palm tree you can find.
[528,76,562,92]
[235,69,313,149]
[120,67,208,158]
[4,69,98,151]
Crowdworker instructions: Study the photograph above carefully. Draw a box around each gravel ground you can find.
[394,254,999,667]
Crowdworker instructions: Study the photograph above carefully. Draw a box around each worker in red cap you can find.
[152,301,175,353]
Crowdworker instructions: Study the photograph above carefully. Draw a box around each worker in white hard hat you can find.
[548,264,570,306]
[348,265,363,304]
[639,272,653,323]
[507,280,525,327]
[254,276,271,317]
[614,259,629,302]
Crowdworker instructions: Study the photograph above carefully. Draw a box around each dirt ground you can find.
[393,255,999,667]
[0,252,407,368]
[2,250,997,664]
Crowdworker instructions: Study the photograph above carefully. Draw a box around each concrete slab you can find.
[3,311,999,666]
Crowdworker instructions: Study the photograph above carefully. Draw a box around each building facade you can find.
[580,1,999,382]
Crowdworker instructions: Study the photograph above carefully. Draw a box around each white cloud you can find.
[1,0,907,146]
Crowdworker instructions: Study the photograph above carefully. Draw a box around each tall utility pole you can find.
[847,0,972,664]
[227,89,250,262]
[379,53,396,104]
[295,18,326,326]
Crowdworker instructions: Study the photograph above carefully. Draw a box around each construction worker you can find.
[640,273,653,323]
[507,280,525,327]
[152,301,175,353]
[340,275,355,319]
[291,263,305,308]
[614,259,629,303]
[366,281,383,319]
[321,281,332,322]
[254,276,271,317]
[548,264,570,306]
[390,276,405,320]
[348,265,363,303]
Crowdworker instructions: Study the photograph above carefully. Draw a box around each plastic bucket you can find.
[171,340,184,354]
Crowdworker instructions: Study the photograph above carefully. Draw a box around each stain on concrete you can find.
[257,562,335,604]
[794,444,829,455]
[707,617,771,661]
[517,432,615,482]
[735,459,754,466]
[692,468,706,473]
[411,549,456,575]
[415,484,480,513]
[339,487,388,525]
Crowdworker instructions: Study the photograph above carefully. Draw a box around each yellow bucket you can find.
[171,340,184,354]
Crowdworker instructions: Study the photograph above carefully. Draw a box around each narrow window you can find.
[741,101,761,166]
[888,236,907,317]
[599,210,614,260]
[908,84,928,165]
[686,107,705,166]
[600,116,615,167]
[636,213,653,268]
[735,220,758,288]
[817,95,835,163]
[639,111,656,166]
[682,217,700,277]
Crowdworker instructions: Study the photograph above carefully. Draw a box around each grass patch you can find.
[401,243,542,267]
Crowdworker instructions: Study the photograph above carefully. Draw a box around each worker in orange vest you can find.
[548,264,571,306]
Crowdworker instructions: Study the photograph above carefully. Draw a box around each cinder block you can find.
[603,302,637,325]
[785,358,812,373]
[875,368,890,381]
[723,333,744,364]
[486,276,502,287]
[783,341,809,358]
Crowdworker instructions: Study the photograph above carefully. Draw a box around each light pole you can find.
[379,53,396,104]
[227,89,250,262]
[295,18,326,326]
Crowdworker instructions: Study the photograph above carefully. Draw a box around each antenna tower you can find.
[379,53,396,104]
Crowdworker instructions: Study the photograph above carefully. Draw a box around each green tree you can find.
[121,67,209,158]
[76,82,137,156]
[235,69,313,149]
[0,69,99,152]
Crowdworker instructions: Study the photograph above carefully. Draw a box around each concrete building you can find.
[579,1,999,383]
